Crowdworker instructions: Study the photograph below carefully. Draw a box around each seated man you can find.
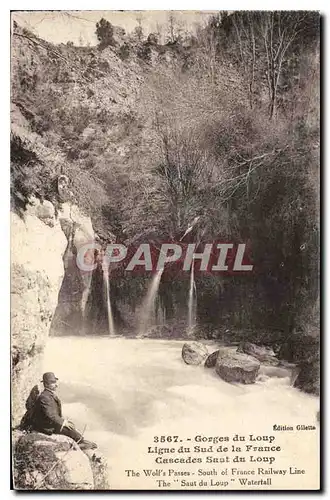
[31,372,97,450]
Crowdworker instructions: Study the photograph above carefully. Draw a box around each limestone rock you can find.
[58,202,94,246]
[26,198,56,227]
[11,212,67,426]
[84,449,110,489]
[215,351,260,384]
[51,203,95,335]
[278,332,320,395]
[57,175,71,203]
[294,355,320,395]
[182,342,208,365]
[36,200,56,227]
[278,333,319,364]
[13,433,94,490]
[237,341,279,366]
[205,350,220,368]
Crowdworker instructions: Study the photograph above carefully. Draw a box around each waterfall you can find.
[102,262,115,337]
[139,269,164,336]
[187,261,197,335]
[156,296,165,326]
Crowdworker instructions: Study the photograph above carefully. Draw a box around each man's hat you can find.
[41,372,58,384]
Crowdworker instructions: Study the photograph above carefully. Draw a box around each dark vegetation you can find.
[11,13,320,346]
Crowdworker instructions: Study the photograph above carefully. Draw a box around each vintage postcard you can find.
[11,10,320,491]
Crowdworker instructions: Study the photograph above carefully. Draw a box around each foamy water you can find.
[102,267,115,336]
[43,337,319,490]
[138,270,163,335]
[187,264,196,332]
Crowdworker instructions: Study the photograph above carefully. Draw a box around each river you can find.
[43,337,320,490]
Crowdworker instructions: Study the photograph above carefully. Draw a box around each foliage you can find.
[147,33,159,45]
[95,18,115,49]
[119,43,130,60]
[205,11,320,118]
[132,25,144,43]
[137,42,152,63]
[11,134,55,212]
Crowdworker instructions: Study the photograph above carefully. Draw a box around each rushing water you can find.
[187,263,197,334]
[44,337,319,490]
[102,266,115,337]
[138,269,163,335]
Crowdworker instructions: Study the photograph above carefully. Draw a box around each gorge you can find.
[11,11,320,490]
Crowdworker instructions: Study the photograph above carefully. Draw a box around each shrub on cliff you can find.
[119,43,130,61]
[95,18,115,50]
[137,42,152,63]
[10,134,55,212]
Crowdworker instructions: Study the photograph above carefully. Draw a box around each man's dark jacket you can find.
[31,388,64,434]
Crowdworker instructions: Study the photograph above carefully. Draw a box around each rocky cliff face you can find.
[50,202,95,336]
[11,210,67,425]
[11,195,96,424]
[11,195,107,489]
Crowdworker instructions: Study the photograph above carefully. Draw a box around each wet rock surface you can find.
[215,350,260,384]
[278,333,320,395]
[182,342,209,365]
[204,350,220,368]
[51,202,95,336]
[237,341,279,366]
[294,354,320,395]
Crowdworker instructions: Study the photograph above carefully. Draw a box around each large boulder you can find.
[216,351,260,384]
[182,342,208,365]
[13,432,94,490]
[205,350,220,368]
[294,354,320,395]
[237,341,278,366]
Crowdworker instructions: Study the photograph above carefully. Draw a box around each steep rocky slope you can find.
[11,23,162,238]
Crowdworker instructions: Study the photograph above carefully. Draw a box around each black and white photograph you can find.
[10,9,320,491]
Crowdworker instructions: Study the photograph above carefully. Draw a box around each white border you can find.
[4,1,329,10]
[1,2,327,498]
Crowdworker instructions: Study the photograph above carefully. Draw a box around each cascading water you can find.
[102,260,115,337]
[138,269,164,335]
[187,260,197,335]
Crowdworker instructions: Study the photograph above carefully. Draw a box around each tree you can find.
[153,114,218,235]
[147,33,158,45]
[156,22,163,44]
[133,14,144,43]
[166,12,183,44]
[258,11,309,119]
[217,11,319,118]
[230,12,257,110]
[95,18,114,49]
